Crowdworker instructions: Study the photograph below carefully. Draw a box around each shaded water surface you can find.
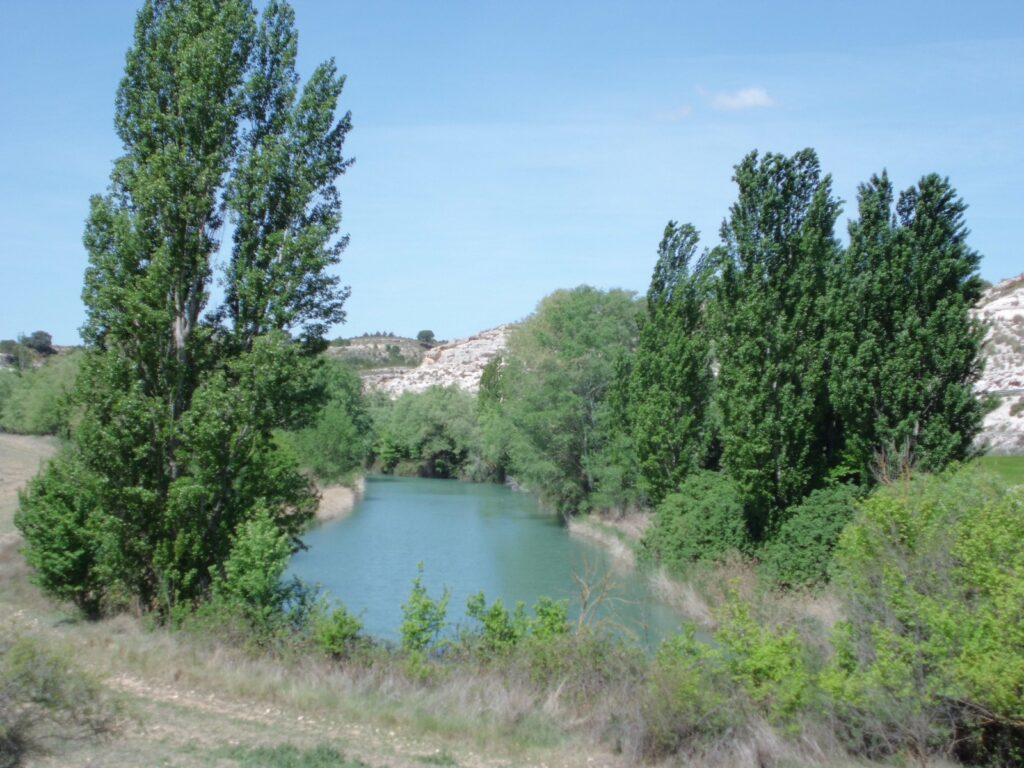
[288,476,684,646]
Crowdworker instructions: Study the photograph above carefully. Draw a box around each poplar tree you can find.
[628,222,714,504]
[829,172,986,479]
[17,0,352,616]
[712,149,841,537]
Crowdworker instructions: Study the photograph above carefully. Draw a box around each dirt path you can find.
[1,433,623,768]
[0,432,56,536]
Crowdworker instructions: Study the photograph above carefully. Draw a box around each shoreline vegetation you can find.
[3,1,1022,764]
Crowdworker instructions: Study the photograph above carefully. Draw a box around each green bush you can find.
[311,604,363,658]
[641,471,750,572]
[826,471,1024,761]
[15,449,105,616]
[712,594,814,725]
[400,564,450,655]
[463,593,569,657]
[0,633,117,766]
[641,626,736,759]
[759,484,859,588]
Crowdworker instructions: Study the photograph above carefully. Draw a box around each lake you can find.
[288,475,685,647]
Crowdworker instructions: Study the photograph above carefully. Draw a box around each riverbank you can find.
[315,476,366,522]
[0,435,628,767]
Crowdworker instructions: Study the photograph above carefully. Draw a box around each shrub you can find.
[400,564,450,655]
[641,593,818,760]
[311,604,363,658]
[641,626,736,759]
[759,484,859,588]
[641,471,750,572]
[465,592,527,655]
[827,470,1024,761]
[15,450,104,616]
[0,633,117,766]
[464,593,569,657]
[712,593,814,725]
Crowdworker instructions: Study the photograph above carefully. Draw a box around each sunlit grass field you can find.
[974,454,1024,486]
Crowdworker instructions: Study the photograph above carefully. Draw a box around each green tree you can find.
[483,287,643,514]
[17,0,351,616]
[416,329,435,345]
[628,222,714,504]
[20,331,55,355]
[829,172,986,480]
[373,386,484,479]
[711,149,842,537]
[281,359,371,483]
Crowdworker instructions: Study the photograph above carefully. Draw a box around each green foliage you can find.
[281,359,371,483]
[759,484,859,588]
[18,0,350,617]
[373,386,486,480]
[642,595,816,759]
[973,454,1024,487]
[15,450,105,615]
[464,593,569,656]
[311,603,363,658]
[400,564,450,654]
[0,351,81,435]
[214,505,294,628]
[480,286,643,514]
[641,471,750,572]
[712,148,842,537]
[642,626,736,758]
[827,471,1024,759]
[627,221,715,504]
[830,172,986,481]
[712,594,813,725]
[19,331,54,356]
[416,329,436,345]
[465,592,527,655]
[0,633,117,766]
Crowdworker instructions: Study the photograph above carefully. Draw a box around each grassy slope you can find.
[974,454,1024,486]
[0,433,617,768]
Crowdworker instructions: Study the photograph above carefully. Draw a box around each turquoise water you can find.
[288,476,684,647]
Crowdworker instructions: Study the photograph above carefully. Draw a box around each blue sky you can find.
[1,1,1022,344]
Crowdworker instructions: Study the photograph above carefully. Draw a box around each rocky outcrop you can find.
[975,275,1024,454]
[360,325,511,397]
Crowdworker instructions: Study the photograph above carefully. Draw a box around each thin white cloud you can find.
[655,104,693,122]
[710,87,775,111]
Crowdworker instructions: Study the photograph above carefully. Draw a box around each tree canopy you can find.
[17,0,352,616]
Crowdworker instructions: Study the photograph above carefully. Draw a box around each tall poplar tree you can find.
[829,172,986,479]
[712,149,841,536]
[17,0,352,616]
[628,222,714,504]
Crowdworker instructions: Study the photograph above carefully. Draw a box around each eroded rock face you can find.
[360,325,512,396]
[975,275,1024,454]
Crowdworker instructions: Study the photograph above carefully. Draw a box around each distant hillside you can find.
[974,274,1024,454]
[325,335,426,369]
[358,325,512,396]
